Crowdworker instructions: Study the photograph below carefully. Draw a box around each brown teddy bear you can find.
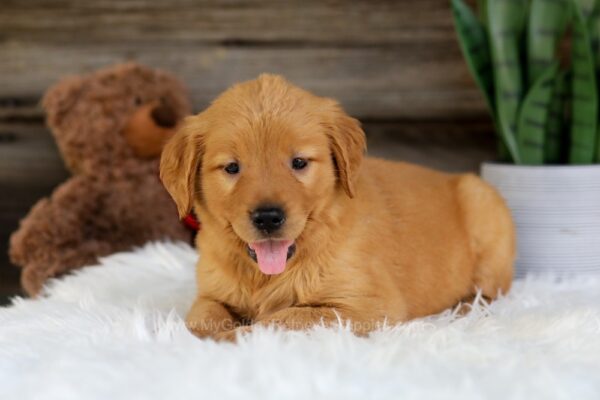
[9,63,194,296]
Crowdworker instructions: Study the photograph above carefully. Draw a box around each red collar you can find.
[183,213,200,231]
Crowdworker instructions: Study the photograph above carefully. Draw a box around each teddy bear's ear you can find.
[41,76,86,128]
[160,115,205,218]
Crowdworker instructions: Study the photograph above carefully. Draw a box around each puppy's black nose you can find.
[251,207,285,234]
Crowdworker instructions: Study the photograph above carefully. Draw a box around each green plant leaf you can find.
[527,0,570,87]
[477,0,488,27]
[574,0,596,18]
[518,63,559,165]
[588,3,600,161]
[570,3,598,164]
[487,0,528,164]
[452,0,511,160]
[451,0,495,115]
[545,70,568,163]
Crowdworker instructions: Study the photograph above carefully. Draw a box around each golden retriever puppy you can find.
[160,74,515,341]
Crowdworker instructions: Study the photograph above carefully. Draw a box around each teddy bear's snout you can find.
[122,100,181,159]
[151,103,177,129]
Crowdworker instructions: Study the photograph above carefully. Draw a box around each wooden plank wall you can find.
[0,0,494,302]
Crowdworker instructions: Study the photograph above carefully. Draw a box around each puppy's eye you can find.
[224,162,240,175]
[134,96,143,106]
[291,158,308,170]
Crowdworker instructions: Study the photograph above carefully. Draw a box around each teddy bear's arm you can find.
[9,177,115,295]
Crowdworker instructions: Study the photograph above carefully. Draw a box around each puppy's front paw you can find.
[186,320,216,339]
[213,326,253,343]
[186,298,241,339]
[186,317,236,339]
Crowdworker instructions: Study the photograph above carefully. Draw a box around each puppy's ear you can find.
[160,115,205,218]
[323,103,366,198]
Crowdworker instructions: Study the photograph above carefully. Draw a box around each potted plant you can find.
[452,0,600,277]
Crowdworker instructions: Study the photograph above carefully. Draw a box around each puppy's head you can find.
[160,74,365,275]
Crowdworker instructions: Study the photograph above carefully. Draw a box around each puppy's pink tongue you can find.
[250,240,293,275]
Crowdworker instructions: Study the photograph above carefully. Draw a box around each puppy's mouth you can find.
[246,240,296,275]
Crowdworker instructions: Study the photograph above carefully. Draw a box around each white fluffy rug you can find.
[1,242,600,399]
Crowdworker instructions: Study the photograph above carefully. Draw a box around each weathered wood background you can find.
[0,0,494,302]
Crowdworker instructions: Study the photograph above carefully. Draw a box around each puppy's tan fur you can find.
[160,75,515,341]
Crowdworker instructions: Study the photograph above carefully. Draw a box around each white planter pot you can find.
[481,163,600,278]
